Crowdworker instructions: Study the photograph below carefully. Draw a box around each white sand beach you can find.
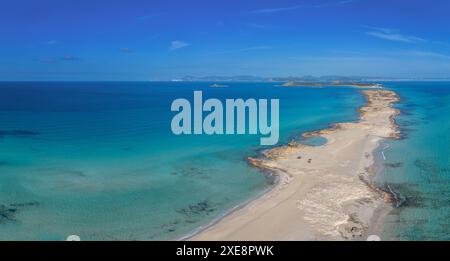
[192,90,400,241]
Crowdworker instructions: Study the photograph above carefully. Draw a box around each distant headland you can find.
[281,81,383,88]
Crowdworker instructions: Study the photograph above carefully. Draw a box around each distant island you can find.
[172,75,384,88]
[173,75,392,82]
[209,84,229,88]
[168,75,450,83]
[281,81,383,88]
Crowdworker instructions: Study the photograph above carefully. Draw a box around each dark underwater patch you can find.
[383,182,450,212]
[397,119,417,127]
[399,110,414,116]
[0,130,40,138]
[397,131,410,140]
[9,201,40,208]
[0,201,40,223]
[414,159,449,183]
[380,183,425,209]
[160,220,180,233]
[402,102,419,109]
[173,165,213,179]
[176,200,216,222]
[0,206,16,222]
[384,162,403,168]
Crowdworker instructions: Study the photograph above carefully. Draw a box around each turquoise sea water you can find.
[0,82,364,240]
[375,82,450,241]
[1,82,448,241]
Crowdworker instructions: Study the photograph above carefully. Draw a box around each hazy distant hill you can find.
[179,75,266,82]
[176,75,405,82]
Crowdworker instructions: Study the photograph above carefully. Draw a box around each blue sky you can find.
[1,0,450,80]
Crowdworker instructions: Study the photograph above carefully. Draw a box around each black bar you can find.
[1,241,450,260]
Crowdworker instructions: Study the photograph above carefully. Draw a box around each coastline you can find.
[177,176,279,241]
[190,89,400,241]
[280,82,383,88]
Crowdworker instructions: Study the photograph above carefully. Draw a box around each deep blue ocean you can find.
[0,81,448,240]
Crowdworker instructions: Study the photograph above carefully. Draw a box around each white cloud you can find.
[246,23,273,29]
[204,45,272,56]
[248,0,357,13]
[314,0,357,8]
[364,26,393,33]
[247,5,302,14]
[367,32,425,43]
[395,51,450,60]
[170,41,189,50]
[365,27,426,43]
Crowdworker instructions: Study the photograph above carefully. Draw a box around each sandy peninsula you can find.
[191,89,400,241]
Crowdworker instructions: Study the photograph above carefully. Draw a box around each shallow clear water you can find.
[0,82,364,240]
[298,136,328,146]
[375,82,450,241]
